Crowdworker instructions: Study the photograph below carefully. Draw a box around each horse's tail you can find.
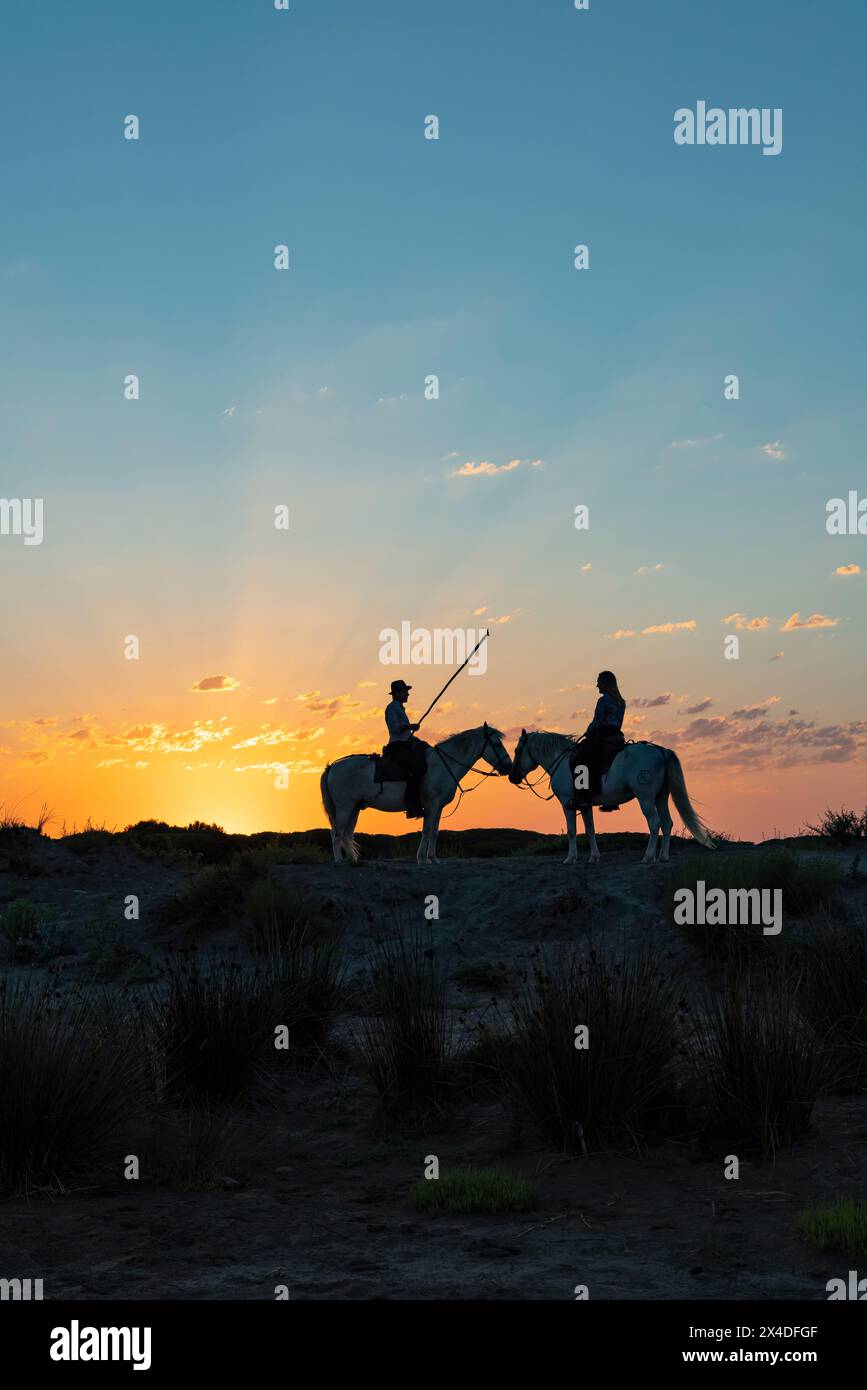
[320,761,361,863]
[664,749,715,848]
[320,764,336,829]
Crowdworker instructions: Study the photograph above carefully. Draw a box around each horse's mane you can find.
[439,724,504,744]
[528,730,577,763]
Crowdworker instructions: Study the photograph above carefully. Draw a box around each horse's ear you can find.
[483,720,488,730]
[521,727,526,736]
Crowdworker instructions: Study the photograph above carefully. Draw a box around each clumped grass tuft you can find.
[357,933,458,1131]
[131,1103,246,1192]
[797,1199,867,1258]
[492,945,687,1152]
[245,878,327,953]
[0,981,147,1195]
[799,915,867,1090]
[145,946,342,1104]
[411,1167,538,1215]
[689,970,829,1157]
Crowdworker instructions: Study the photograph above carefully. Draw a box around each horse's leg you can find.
[428,804,444,863]
[417,812,430,864]
[342,804,362,863]
[582,806,600,864]
[639,795,661,865]
[563,803,578,863]
[330,825,343,864]
[656,786,673,863]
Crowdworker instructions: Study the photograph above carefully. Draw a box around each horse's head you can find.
[509,728,538,784]
[481,722,512,776]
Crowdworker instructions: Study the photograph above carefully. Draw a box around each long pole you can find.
[416,630,489,727]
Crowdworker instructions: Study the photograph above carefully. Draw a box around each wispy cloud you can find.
[636,562,667,576]
[723,613,770,631]
[670,434,723,449]
[190,674,241,693]
[606,620,696,639]
[760,440,785,460]
[448,458,543,479]
[780,612,838,631]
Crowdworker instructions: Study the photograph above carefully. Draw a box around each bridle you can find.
[510,729,574,801]
[430,723,512,818]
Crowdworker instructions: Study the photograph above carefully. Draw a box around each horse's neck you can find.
[532,732,572,771]
[437,728,480,763]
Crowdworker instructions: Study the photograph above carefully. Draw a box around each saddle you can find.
[568,732,626,809]
[370,743,430,784]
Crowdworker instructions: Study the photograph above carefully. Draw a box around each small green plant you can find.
[0,899,65,962]
[84,905,151,982]
[797,1199,867,1258]
[411,1167,538,1214]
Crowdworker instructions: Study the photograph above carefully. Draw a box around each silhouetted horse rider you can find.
[573,670,626,802]
[384,679,430,817]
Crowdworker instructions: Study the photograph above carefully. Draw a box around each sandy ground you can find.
[1,834,865,1300]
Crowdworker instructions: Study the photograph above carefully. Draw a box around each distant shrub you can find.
[668,851,842,955]
[0,900,68,963]
[83,905,153,982]
[797,1199,867,1258]
[168,865,238,928]
[411,1167,538,1214]
[807,807,867,846]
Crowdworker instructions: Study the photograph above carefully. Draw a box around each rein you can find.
[510,732,575,801]
[430,727,511,819]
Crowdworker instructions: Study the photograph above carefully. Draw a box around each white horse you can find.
[320,724,512,865]
[509,730,714,866]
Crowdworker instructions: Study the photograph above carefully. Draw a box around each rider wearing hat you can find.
[384,679,429,818]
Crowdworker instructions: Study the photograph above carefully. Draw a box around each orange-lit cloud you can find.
[835,564,861,576]
[780,612,838,631]
[448,458,543,478]
[190,674,241,693]
[723,613,770,630]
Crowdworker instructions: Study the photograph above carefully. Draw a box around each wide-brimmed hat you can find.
[390,679,412,696]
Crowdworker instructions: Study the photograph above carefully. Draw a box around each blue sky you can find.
[2,0,865,836]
